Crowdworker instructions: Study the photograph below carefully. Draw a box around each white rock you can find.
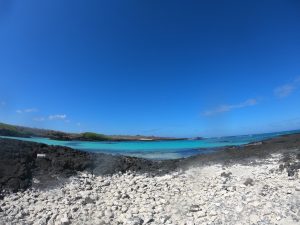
[209,210,217,216]
[249,214,259,223]
[104,209,114,218]
[196,211,207,218]
[252,201,260,207]
[60,214,70,225]
[185,221,195,225]
[125,217,144,225]
[235,205,243,213]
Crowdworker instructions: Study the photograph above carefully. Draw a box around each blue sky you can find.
[0,0,300,137]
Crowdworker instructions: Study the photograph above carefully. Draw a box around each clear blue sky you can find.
[0,0,300,137]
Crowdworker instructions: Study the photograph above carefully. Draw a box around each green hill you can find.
[0,123,33,137]
[0,122,187,141]
[79,132,112,141]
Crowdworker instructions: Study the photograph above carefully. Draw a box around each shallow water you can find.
[1,130,299,159]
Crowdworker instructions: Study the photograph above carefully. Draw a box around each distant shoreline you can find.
[0,122,188,142]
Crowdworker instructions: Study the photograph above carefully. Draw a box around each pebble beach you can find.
[1,154,300,225]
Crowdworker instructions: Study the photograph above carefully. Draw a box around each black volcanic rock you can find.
[0,138,179,192]
[0,139,93,192]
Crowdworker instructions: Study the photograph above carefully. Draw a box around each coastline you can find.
[0,133,299,224]
[0,122,187,142]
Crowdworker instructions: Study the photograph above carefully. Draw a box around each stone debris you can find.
[0,154,300,225]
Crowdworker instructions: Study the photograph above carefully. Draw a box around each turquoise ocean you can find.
[1,130,299,159]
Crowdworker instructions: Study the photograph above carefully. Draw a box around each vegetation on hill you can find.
[0,123,33,137]
[0,122,187,142]
[80,132,112,141]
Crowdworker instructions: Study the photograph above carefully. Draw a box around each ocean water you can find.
[1,130,299,159]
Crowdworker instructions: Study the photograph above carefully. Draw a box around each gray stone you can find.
[104,209,113,218]
[125,217,144,225]
[61,214,70,225]
[244,178,254,186]
[189,205,201,212]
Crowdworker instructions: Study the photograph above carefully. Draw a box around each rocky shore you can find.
[0,138,179,193]
[0,134,300,224]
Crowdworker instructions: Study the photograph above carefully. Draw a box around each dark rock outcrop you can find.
[0,139,179,193]
[0,139,93,192]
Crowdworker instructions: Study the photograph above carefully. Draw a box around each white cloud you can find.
[48,114,67,120]
[16,108,38,114]
[34,114,68,122]
[274,77,300,98]
[203,99,258,116]
[274,84,295,98]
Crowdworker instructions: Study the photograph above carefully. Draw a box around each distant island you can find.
[0,122,188,142]
[189,136,205,140]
